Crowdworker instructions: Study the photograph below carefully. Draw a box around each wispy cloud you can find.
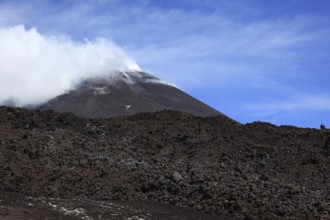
[246,94,330,113]
[239,93,330,127]
[1,1,326,83]
[0,25,140,106]
[127,13,326,88]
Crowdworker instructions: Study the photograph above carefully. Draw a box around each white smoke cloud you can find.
[0,24,141,106]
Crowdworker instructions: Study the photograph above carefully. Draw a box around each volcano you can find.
[37,71,227,119]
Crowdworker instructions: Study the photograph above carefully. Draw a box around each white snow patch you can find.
[121,72,135,85]
[145,78,178,88]
[126,217,145,220]
[59,207,93,220]
[93,87,109,95]
[47,202,58,209]
[45,201,93,220]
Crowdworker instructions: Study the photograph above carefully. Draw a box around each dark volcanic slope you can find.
[1,106,330,219]
[38,71,224,118]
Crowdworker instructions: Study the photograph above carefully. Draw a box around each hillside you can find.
[37,71,222,118]
[0,106,330,219]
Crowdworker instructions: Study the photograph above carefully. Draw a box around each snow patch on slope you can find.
[93,87,110,95]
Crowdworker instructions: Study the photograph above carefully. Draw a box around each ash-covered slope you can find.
[37,71,225,118]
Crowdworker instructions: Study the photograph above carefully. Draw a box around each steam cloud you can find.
[0,25,141,106]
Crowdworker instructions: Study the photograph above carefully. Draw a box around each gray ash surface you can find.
[37,71,222,118]
[0,106,330,219]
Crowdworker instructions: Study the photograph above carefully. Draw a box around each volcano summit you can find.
[37,71,225,119]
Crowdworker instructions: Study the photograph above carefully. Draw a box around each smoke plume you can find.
[0,25,141,106]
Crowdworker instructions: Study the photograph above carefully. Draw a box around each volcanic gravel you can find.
[0,106,330,219]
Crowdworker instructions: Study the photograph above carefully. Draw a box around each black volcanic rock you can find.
[1,106,330,219]
[37,71,227,118]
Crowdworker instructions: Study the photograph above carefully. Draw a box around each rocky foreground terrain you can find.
[0,106,330,219]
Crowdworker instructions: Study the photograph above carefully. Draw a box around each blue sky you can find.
[0,0,329,128]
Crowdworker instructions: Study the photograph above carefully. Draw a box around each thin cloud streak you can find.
[246,95,330,113]
[239,94,330,128]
